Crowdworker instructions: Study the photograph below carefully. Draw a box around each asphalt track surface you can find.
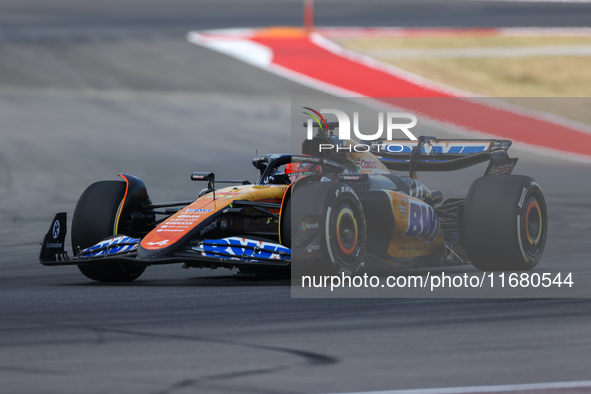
[1,1,591,393]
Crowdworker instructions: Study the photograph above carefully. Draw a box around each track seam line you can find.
[318,379,591,394]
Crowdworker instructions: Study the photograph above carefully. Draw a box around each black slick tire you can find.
[72,181,146,282]
[462,175,547,271]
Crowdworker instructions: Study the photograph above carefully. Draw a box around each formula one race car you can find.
[40,123,548,282]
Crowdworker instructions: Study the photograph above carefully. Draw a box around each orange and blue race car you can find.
[40,123,548,282]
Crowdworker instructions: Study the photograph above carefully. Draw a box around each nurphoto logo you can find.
[303,107,418,141]
[303,107,418,153]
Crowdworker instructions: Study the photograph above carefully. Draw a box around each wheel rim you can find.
[336,208,358,255]
[330,201,363,268]
[525,200,542,245]
[521,195,546,258]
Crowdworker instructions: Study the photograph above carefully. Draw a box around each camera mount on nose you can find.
[191,172,250,200]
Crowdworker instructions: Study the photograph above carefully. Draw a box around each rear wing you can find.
[301,119,518,177]
[373,136,518,177]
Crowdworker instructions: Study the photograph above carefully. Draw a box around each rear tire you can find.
[462,175,547,271]
[72,181,146,282]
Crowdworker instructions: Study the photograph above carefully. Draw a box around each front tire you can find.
[462,175,548,271]
[289,182,367,275]
[72,181,146,282]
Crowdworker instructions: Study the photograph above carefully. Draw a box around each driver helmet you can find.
[286,163,322,182]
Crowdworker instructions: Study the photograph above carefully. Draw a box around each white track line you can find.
[498,27,591,36]
[319,27,591,38]
[479,0,591,3]
[321,379,591,394]
[362,45,591,59]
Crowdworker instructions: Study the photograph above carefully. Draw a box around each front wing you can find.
[39,213,291,270]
